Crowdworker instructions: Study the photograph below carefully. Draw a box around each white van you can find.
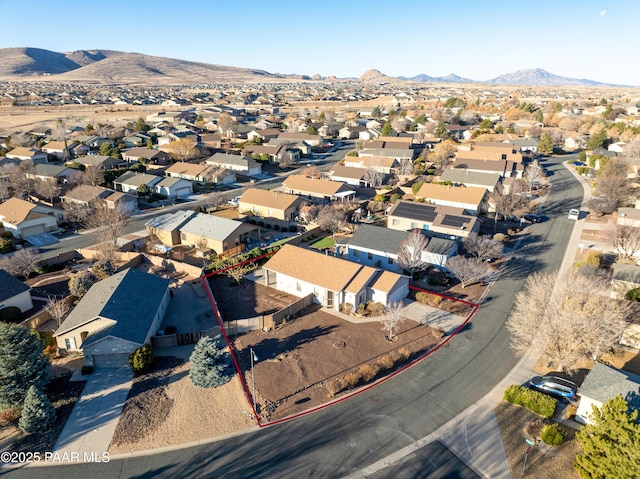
[568,209,580,220]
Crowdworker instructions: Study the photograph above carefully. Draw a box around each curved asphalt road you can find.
[2,155,583,479]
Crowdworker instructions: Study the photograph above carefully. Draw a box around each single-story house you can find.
[414,183,489,216]
[502,138,539,153]
[74,155,122,171]
[61,184,113,207]
[282,174,356,202]
[121,147,171,165]
[576,362,640,425]
[41,141,71,160]
[277,132,323,147]
[179,213,258,256]
[146,210,196,246]
[246,128,281,143]
[242,144,301,164]
[27,163,76,185]
[451,159,524,178]
[0,269,33,313]
[456,143,523,163]
[53,268,170,368]
[617,207,640,228]
[5,147,48,164]
[387,200,480,239]
[337,224,457,272]
[610,263,640,299]
[113,171,162,194]
[205,152,262,176]
[153,177,193,199]
[238,188,303,224]
[344,156,398,174]
[439,169,503,193]
[358,148,413,163]
[0,197,61,238]
[103,191,137,214]
[328,165,367,187]
[164,161,236,185]
[263,244,410,311]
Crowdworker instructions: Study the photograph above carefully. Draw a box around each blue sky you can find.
[1,0,638,85]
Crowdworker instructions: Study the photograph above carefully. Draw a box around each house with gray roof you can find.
[0,269,33,313]
[113,171,162,194]
[53,268,170,368]
[179,213,258,255]
[205,152,262,176]
[153,176,192,199]
[439,169,503,193]
[75,154,122,171]
[337,224,457,272]
[26,163,76,185]
[146,210,195,246]
[576,362,640,425]
[610,263,640,300]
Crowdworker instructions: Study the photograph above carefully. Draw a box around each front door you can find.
[326,290,334,308]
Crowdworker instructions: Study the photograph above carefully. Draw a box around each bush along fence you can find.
[503,384,557,418]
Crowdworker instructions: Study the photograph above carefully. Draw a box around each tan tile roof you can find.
[370,271,403,293]
[0,197,37,224]
[283,175,350,196]
[416,183,487,205]
[239,188,301,211]
[264,245,362,292]
[456,144,522,162]
[359,156,397,168]
[6,147,43,158]
[42,141,66,151]
[165,162,211,176]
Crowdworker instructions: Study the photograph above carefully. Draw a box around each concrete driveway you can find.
[53,368,133,456]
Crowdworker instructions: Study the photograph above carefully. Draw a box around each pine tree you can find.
[381,120,393,136]
[0,323,50,409]
[18,385,55,434]
[189,336,233,388]
[537,133,554,154]
[574,395,640,478]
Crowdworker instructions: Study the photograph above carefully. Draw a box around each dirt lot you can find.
[232,305,444,422]
[110,355,255,454]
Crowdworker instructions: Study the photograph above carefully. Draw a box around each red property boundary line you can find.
[200,256,479,429]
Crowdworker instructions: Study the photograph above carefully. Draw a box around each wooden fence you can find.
[264,293,314,328]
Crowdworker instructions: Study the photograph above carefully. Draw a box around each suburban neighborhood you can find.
[1,19,640,479]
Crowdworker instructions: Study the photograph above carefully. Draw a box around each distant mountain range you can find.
[0,47,631,87]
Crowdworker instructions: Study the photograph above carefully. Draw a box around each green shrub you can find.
[1,230,13,239]
[583,251,601,267]
[576,166,590,175]
[18,385,55,434]
[625,288,640,302]
[541,423,565,446]
[503,384,557,418]
[0,306,22,324]
[493,233,507,242]
[128,344,154,375]
[0,238,14,253]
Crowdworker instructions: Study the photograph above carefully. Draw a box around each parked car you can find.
[522,214,541,223]
[529,375,578,403]
[568,209,580,220]
[227,196,241,206]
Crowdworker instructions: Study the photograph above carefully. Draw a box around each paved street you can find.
[1,155,584,479]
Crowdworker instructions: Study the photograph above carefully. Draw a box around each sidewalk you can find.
[346,160,592,479]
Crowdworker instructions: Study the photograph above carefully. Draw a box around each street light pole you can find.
[250,348,258,409]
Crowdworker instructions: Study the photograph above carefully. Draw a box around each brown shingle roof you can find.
[345,266,378,294]
[416,183,487,205]
[283,175,351,196]
[0,197,39,225]
[239,188,301,211]
[165,162,212,177]
[264,245,363,292]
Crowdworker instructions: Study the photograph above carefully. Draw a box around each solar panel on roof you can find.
[440,215,469,227]
[392,202,438,222]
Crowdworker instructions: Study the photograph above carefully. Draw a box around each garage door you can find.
[175,187,191,198]
[92,353,131,369]
[20,224,46,237]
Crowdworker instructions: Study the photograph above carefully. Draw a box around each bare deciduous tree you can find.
[206,192,226,211]
[431,140,458,170]
[595,158,631,206]
[278,150,296,169]
[0,248,41,279]
[446,255,492,288]
[588,195,618,216]
[364,167,384,188]
[507,270,630,372]
[168,138,200,162]
[380,302,405,341]
[217,113,235,138]
[34,180,60,203]
[317,204,345,236]
[396,230,429,277]
[9,161,35,198]
[523,162,545,193]
[299,203,320,224]
[47,296,70,327]
[301,165,321,179]
[85,201,130,245]
[462,232,503,260]
[80,165,104,186]
[608,221,640,259]
[491,180,529,221]
[0,177,12,202]
[396,158,414,176]
[62,202,90,225]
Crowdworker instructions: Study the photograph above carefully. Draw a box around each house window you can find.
[296,282,301,291]
[358,291,366,305]
[411,222,418,229]
[64,338,76,350]
[353,250,360,257]
[267,209,271,216]
[388,257,394,264]
[423,224,430,231]
[391,219,399,226]
[367,252,373,260]
[501,153,507,160]
[181,233,187,240]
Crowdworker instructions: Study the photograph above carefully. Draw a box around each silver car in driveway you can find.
[529,375,578,403]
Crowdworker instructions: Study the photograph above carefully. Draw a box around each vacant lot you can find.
[232,305,444,422]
